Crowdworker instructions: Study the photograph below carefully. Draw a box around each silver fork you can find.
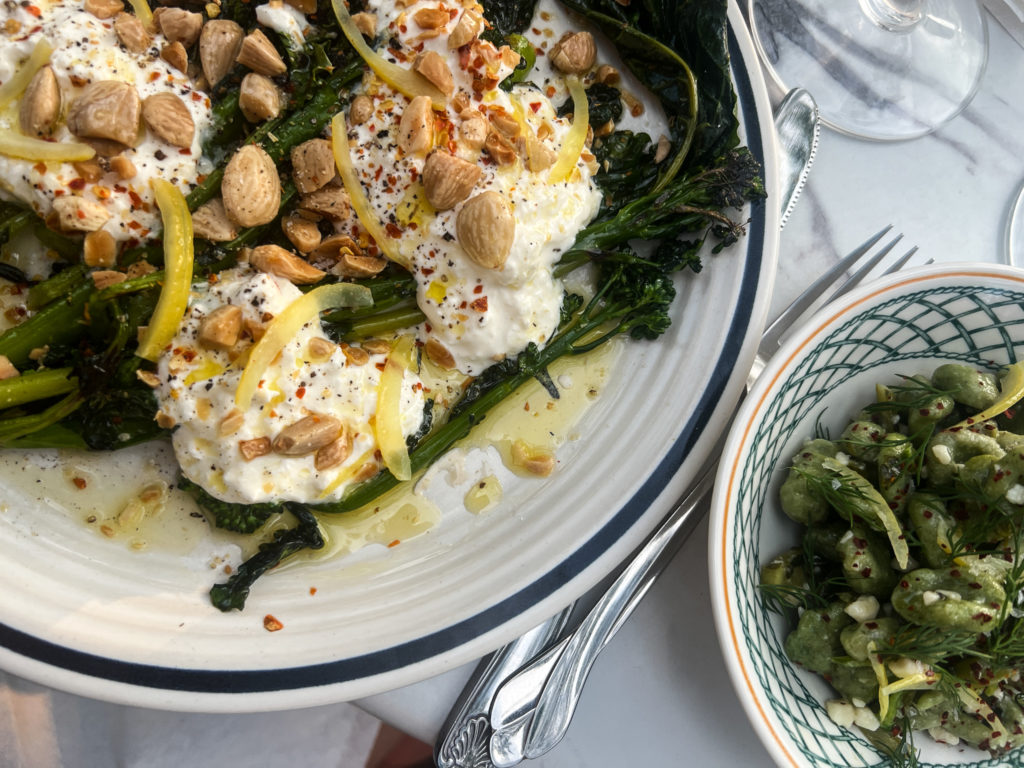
[483,226,921,767]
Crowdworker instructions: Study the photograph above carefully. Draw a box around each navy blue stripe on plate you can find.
[0,24,768,695]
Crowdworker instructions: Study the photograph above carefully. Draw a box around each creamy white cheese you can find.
[0,0,214,244]
[154,267,425,504]
[350,0,602,375]
[255,1,309,47]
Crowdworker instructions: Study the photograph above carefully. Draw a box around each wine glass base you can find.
[748,0,988,141]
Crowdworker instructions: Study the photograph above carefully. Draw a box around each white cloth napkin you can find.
[0,672,381,768]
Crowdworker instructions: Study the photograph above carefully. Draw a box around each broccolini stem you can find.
[209,506,324,611]
[0,367,76,411]
[326,301,426,341]
[0,282,92,368]
[0,391,83,445]
[26,265,88,309]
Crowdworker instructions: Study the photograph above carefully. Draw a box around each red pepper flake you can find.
[179,148,192,155]
[69,177,86,191]
[530,101,541,113]
[76,209,86,219]
[32,161,46,174]
[72,477,87,489]
[309,587,317,596]
[296,386,306,399]
[374,165,383,181]
[385,222,402,238]
[375,361,386,371]
[546,85,556,98]
[25,5,41,17]
[148,71,160,82]
[263,614,284,632]
[387,539,401,548]
[470,296,488,312]
[191,92,201,101]
[472,284,483,294]
[524,402,530,412]
[127,220,141,230]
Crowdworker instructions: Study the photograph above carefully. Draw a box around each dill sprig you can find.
[873,624,985,664]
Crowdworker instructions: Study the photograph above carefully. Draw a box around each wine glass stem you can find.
[859,0,924,30]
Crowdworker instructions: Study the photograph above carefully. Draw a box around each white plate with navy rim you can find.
[710,263,1024,767]
[0,1,779,712]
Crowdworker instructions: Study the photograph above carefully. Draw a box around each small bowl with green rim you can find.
[710,262,1024,768]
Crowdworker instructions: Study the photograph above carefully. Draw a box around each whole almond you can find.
[199,19,243,87]
[456,191,515,270]
[549,31,596,74]
[66,80,140,147]
[18,65,59,138]
[113,12,151,53]
[422,151,481,211]
[273,414,342,456]
[221,144,281,227]
[156,7,203,48]
[397,95,434,155]
[142,92,194,148]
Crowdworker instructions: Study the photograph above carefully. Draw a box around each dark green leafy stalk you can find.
[0,282,92,368]
[26,265,88,309]
[0,391,83,445]
[478,0,539,38]
[325,301,426,341]
[178,477,283,534]
[209,506,325,611]
[5,423,88,450]
[31,221,80,260]
[569,147,766,260]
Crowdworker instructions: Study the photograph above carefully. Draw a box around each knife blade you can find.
[774,87,819,229]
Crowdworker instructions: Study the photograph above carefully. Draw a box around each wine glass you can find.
[1005,180,1024,267]
[748,0,988,142]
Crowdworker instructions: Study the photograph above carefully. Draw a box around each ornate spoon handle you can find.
[434,605,574,768]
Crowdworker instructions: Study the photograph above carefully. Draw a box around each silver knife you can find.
[774,87,819,229]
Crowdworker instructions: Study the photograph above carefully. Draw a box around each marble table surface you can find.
[4,5,1024,768]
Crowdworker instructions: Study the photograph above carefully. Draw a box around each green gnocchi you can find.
[762,361,1024,760]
